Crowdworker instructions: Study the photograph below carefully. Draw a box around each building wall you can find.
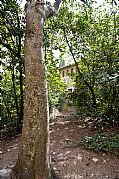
[60,64,76,93]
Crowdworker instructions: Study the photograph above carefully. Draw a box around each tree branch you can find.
[54,0,62,12]
[0,38,17,56]
[62,27,82,76]
[63,27,97,105]
[45,0,62,18]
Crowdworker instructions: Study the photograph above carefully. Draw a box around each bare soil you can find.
[0,112,119,179]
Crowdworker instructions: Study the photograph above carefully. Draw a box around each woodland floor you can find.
[0,112,119,179]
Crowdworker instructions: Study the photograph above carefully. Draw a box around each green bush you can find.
[82,132,119,155]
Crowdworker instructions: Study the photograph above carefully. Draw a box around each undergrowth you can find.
[82,132,119,156]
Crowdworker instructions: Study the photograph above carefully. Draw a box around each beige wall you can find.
[60,64,76,93]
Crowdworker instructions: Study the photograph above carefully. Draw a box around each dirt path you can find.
[50,114,119,179]
[0,113,119,178]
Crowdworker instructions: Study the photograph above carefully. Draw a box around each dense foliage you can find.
[49,0,119,127]
[1,0,25,131]
[70,1,119,126]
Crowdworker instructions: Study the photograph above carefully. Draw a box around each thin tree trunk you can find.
[18,37,24,129]
[1,91,13,127]
[19,62,24,127]
[16,15,24,130]
[12,66,20,130]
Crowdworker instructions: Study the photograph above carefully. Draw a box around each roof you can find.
[59,63,76,70]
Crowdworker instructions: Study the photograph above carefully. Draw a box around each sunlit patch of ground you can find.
[50,113,119,179]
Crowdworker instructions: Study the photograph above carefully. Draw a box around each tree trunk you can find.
[18,44,24,131]
[14,1,62,178]
[14,2,50,179]
[1,91,13,127]
[12,66,20,131]
[19,61,24,129]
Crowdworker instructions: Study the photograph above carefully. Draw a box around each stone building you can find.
[59,64,76,93]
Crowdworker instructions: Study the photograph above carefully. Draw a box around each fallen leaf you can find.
[92,157,98,162]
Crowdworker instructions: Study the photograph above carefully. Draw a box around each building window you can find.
[71,68,74,74]
[66,69,69,76]
[62,71,65,77]
[68,89,72,93]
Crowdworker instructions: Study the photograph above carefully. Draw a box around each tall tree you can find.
[0,0,25,131]
[13,0,62,178]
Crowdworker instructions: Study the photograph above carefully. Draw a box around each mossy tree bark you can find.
[14,0,61,178]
